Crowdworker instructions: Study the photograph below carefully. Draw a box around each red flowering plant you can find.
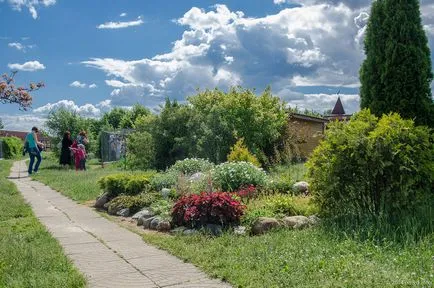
[0,71,44,110]
[172,192,246,228]
[234,185,257,203]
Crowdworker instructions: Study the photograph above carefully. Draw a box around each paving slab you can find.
[9,160,231,288]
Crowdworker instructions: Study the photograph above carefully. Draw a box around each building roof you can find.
[331,97,345,115]
[0,130,27,140]
[290,113,328,123]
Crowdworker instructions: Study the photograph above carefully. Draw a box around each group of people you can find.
[59,131,88,171]
[24,128,89,175]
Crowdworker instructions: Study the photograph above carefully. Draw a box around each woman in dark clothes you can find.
[59,131,73,167]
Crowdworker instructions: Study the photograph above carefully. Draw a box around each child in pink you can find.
[70,144,87,171]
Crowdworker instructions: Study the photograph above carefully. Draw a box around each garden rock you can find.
[293,181,309,195]
[116,208,130,217]
[183,229,199,235]
[150,217,162,230]
[282,216,310,229]
[188,172,204,182]
[94,192,109,209]
[307,215,320,226]
[171,226,187,234]
[156,220,171,232]
[205,224,223,236]
[133,208,155,220]
[161,188,171,199]
[103,202,110,210]
[142,216,156,229]
[234,226,247,235]
[251,217,281,235]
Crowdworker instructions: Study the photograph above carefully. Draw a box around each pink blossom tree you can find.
[0,71,44,110]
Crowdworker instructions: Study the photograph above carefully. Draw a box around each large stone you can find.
[233,226,247,235]
[282,216,310,229]
[150,217,162,230]
[183,229,199,235]
[161,188,171,199]
[205,224,223,236]
[188,172,204,182]
[116,208,130,217]
[307,215,320,226]
[293,181,309,195]
[251,217,281,235]
[170,226,187,234]
[94,192,109,209]
[156,220,171,232]
[132,209,155,221]
[142,216,156,229]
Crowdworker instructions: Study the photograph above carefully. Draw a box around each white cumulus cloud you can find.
[33,99,110,117]
[82,2,433,112]
[8,60,45,71]
[2,0,56,19]
[70,81,86,88]
[88,83,98,88]
[97,16,144,29]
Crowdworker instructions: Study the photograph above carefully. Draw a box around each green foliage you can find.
[307,109,434,240]
[98,173,151,198]
[126,131,155,170]
[189,87,288,165]
[264,176,294,195]
[151,99,197,170]
[168,158,214,175]
[212,161,267,192]
[45,108,95,154]
[0,161,86,287]
[265,194,296,216]
[107,194,153,215]
[1,136,22,159]
[149,171,179,191]
[360,0,434,127]
[101,107,128,129]
[120,104,151,129]
[0,118,3,129]
[227,138,260,167]
[150,199,173,220]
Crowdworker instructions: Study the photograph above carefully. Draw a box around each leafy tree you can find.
[45,108,94,153]
[360,0,434,127]
[120,104,151,129]
[0,71,44,110]
[189,87,287,165]
[0,118,3,129]
[150,99,197,170]
[101,107,128,129]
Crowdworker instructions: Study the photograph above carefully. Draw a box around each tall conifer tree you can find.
[360,0,433,127]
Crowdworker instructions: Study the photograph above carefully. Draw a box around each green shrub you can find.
[98,173,150,198]
[227,138,261,167]
[307,110,434,239]
[150,199,173,220]
[126,131,155,169]
[212,161,267,192]
[1,137,22,159]
[168,158,214,175]
[107,194,152,215]
[149,171,178,191]
[241,207,275,227]
[265,176,294,194]
[265,194,297,216]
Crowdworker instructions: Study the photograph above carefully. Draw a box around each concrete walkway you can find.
[9,161,230,288]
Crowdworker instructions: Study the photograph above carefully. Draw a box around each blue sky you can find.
[1,0,433,131]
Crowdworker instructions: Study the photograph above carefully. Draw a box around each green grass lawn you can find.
[32,153,120,202]
[31,156,434,288]
[0,160,86,288]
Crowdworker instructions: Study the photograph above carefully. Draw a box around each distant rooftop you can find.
[331,97,345,115]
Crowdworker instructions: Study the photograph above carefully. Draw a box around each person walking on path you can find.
[59,131,73,168]
[25,126,44,175]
